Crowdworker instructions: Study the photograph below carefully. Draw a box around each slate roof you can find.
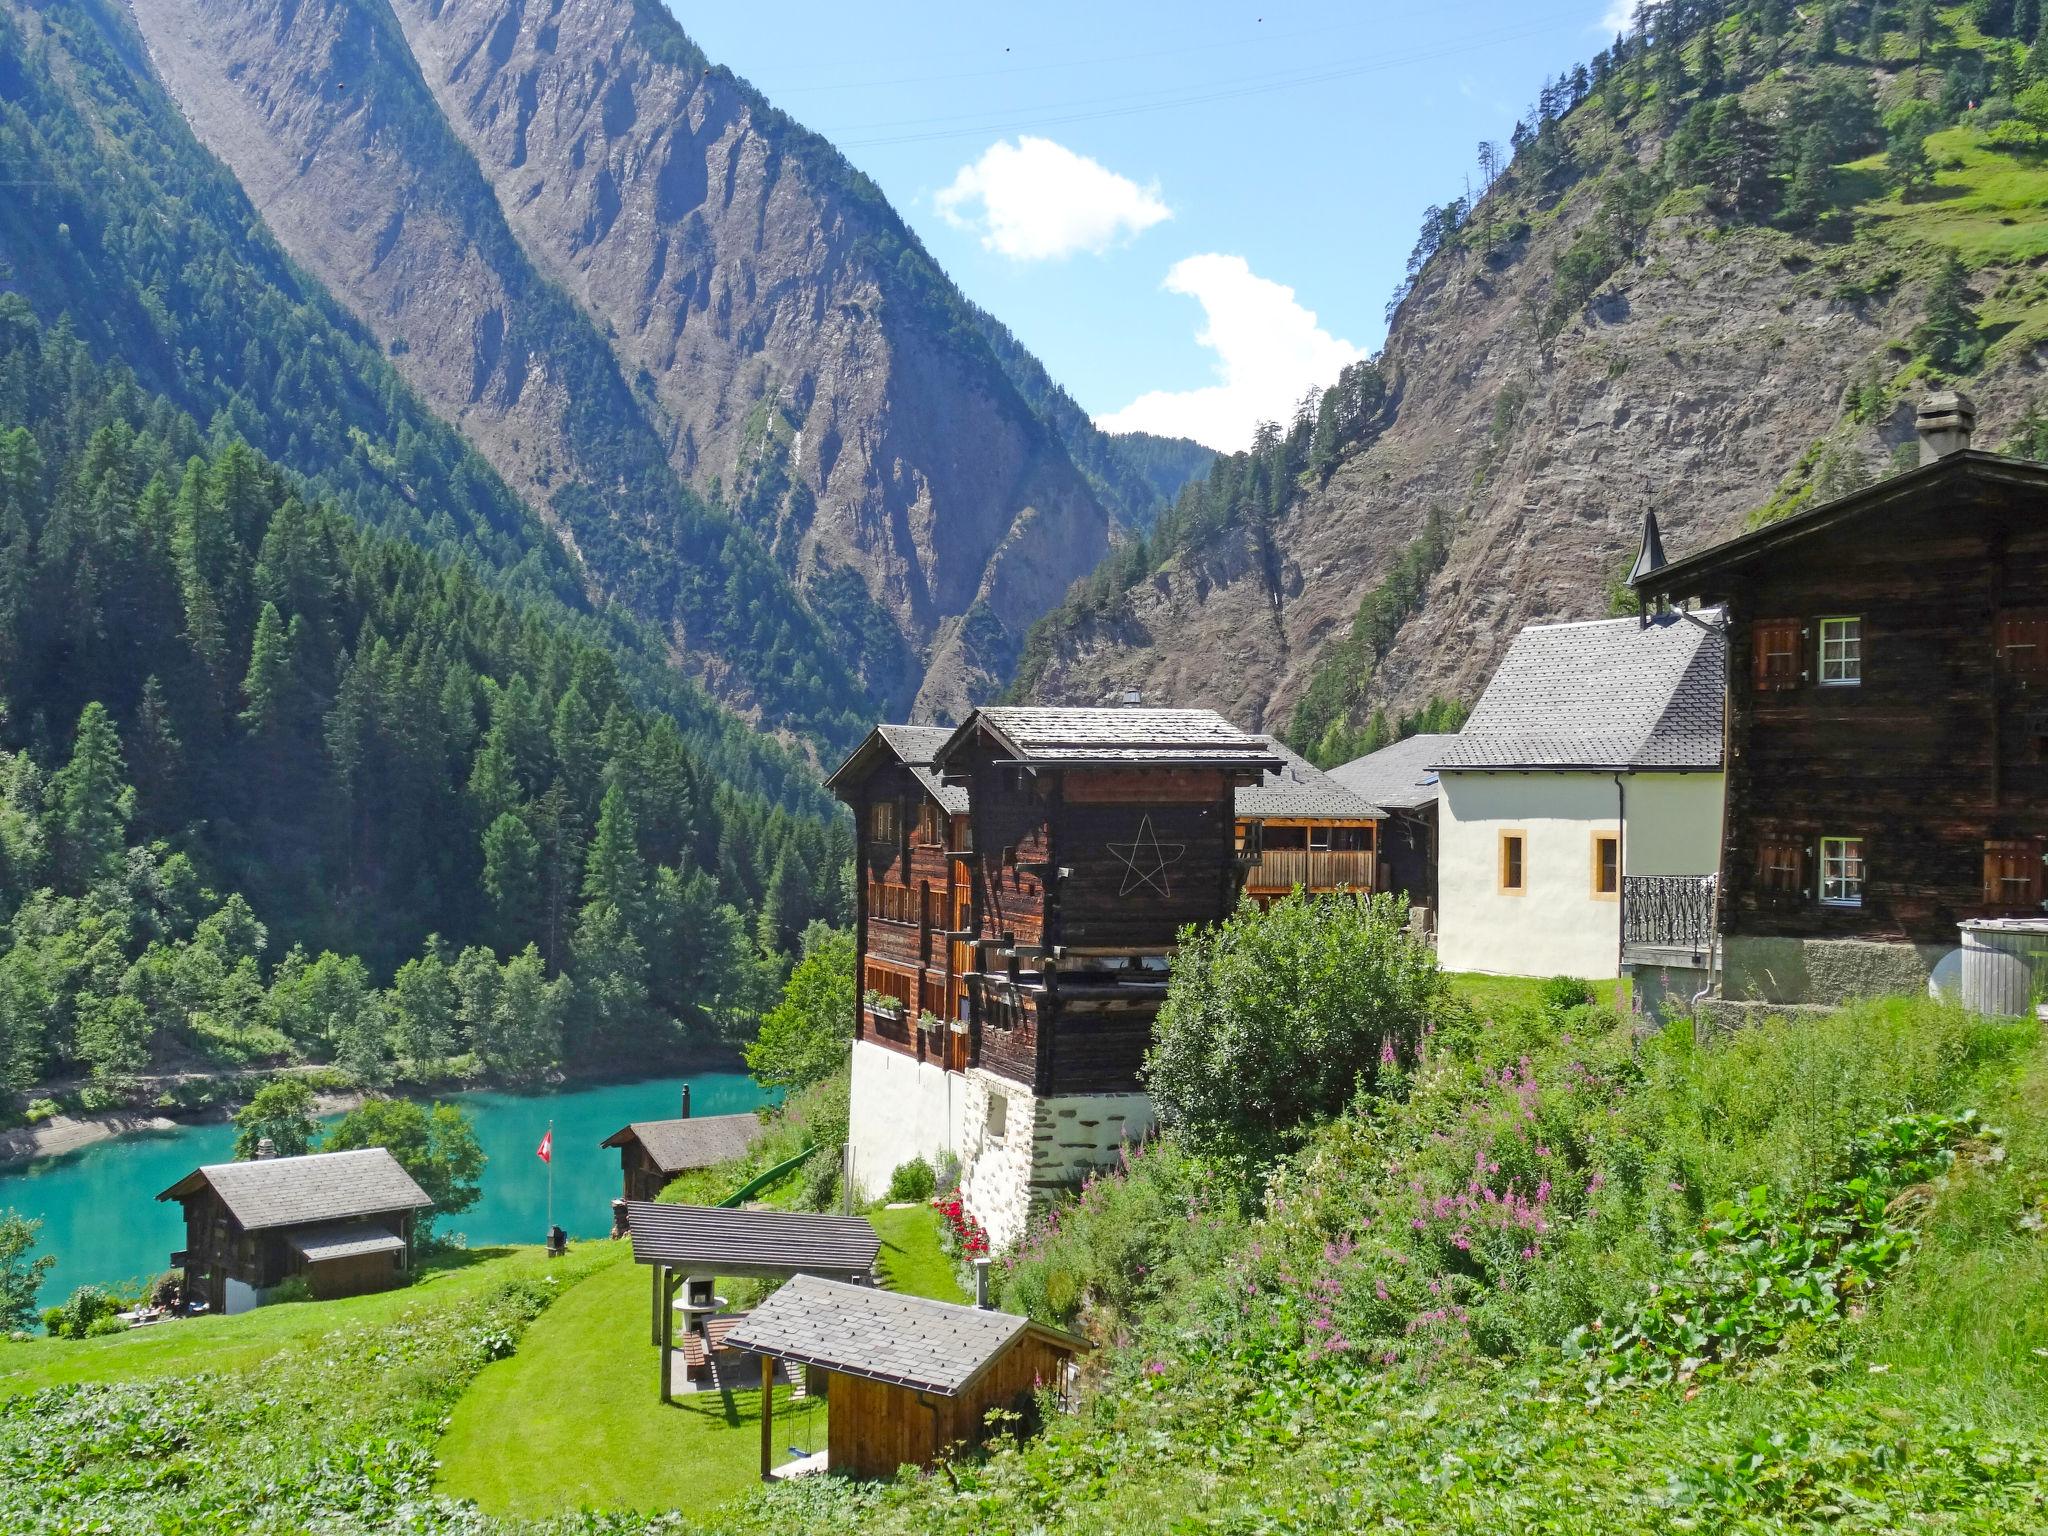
[621,1202,882,1281]
[873,723,972,813]
[1433,610,1726,772]
[942,707,1281,771]
[600,1114,767,1173]
[722,1275,1085,1397]
[1329,733,1458,811]
[1235,737,1386,820]
[157,1148,433,1231]
[286,1221,407,1263]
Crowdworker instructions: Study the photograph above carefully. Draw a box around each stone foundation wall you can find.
[1722,936,1949,1007]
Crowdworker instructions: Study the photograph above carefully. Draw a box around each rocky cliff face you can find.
[128,0,1114,725]
[1025,69,2048,738]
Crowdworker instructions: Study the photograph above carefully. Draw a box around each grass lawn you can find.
[1445,971,1630,1017]
[0,1241,606,1398]
[434,1240,825,1517]
[870,1203,968,1303]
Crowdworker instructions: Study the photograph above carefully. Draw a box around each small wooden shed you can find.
[723,1274,1087,1479]
[600,1114,766,1202]
[157,1147,433,1314]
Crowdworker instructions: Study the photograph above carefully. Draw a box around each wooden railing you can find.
[1243,849,1376,891]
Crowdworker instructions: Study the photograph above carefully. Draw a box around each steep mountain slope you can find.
[1022,7,2048,753]
[127,0,1129,724]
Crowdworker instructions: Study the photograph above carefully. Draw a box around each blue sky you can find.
[668,2,1631,451]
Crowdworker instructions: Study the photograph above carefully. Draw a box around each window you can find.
[985,1092,1008,1140]
[1591,833,1619,898]
[916,801,945,846]
[1752,617,1803,691]
[867,799,898,845]
[866,882,916,924]
[1984,839,2045,911]
[1757,837,1806,896]
[1996,613,2048,681]
[1309,826,1332,852]
[1820,837,1865,907]
[1818,617,1862,686]
[1499,831,1527,894]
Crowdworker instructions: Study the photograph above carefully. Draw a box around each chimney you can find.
[255,1136,276,1160]
[974,1257,993,1310]
[1121,687,1142,707]
[680,1083,691,1120]
[1916,390,1977,464]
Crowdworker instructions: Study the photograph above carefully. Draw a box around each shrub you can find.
[22,1099,59,1124]
[1145,891,1452,1166]
[84,1314,127,1337]
[42,1284,120,1339]
[261,1277,312,1306]
[887,1157,936,1203]
[1538,975,1597,1016]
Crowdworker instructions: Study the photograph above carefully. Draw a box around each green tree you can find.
[1913,252,1985,371]
[231,1078,320,1159]
[239,601,292,734]
[72,991,147,1084]
[44,703,132,893]
[481,811,542,949]
[322,1097,485,1233]
[570,900,650,1052]
[581,782,647,926]
[391,939,457,1067]
[480,944,568,1082]
[1884,98,1940,196]
[1144,891,1451,1166]
[0,1211,56,1332]
[744,923,854,1093]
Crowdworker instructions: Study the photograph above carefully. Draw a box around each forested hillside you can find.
[0,300,849,1099]
[1019,1,2048,761]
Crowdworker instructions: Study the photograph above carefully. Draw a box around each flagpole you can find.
[546,1117,555,1241]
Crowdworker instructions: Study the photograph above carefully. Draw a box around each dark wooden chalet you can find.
[1330,732,1458,917]
[158,1147,433,1313]
[1634,393,2048,995]
[1234,736,1385,903]
[827,709,1279,1098]
[723,1274,1086,1479]
[601,1112,765,1202]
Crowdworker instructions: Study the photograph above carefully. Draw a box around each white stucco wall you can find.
[845,1039,970,1202]
[1436,770,1723,979]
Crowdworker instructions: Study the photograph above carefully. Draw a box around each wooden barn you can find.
[158,1147,433,1314]
[1330,732,1461,920]
[1234,735,1386,903]
[601,1111,765,1202]
[827,708,1279,1248]
[723,1274,1086,1480]
[1634,392,2048,1008]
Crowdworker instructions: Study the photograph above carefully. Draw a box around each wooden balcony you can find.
[1242,849,1377,892]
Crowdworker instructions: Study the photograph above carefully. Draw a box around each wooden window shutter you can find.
[1995,612,2048,680]
[1756,836,1806,896]
[1752,618,1803,692]
[1983,838,2045,910]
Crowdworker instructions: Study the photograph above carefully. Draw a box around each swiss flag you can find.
[536,1127,553,1164]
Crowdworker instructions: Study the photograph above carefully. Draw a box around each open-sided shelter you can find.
[723,1275,1086,1479]
[619,1201,882,1402]
[158,1147,433,1314]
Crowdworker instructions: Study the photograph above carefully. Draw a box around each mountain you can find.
[124,0,1159,725]
[1014,6,2048,760]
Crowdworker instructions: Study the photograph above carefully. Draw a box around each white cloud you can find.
[1595,1,1636,35]
[935,136,1170,262]
[1095,255,1365,454]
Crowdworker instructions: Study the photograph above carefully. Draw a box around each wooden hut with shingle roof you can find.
[158,1147,433,1313]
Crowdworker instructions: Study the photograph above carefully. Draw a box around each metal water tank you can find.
[1958,920,2048,1020]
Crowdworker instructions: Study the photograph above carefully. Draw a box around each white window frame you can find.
[1818,616,1862,687]
[1820,836,1865,908]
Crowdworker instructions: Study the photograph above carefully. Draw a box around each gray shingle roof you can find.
[946,707,1281,770]
[876,724,953,763]
[1234,737,1386,820]
[1433,611,1725,772]
[159,1148,433,1231]
[600,1114,767,1173]
[286,1221,407,1262]
[722,1275,1083,1396]
[1329,734,1458,811]
[622,1202,882,1281]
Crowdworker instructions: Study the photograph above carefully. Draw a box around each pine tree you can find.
[239,601,292,734]
[582,782,648,926]
[572,899,650,1052]
[1783,124,1835,226]
[1865,0,1887,62]
[2027,9,2048,82]
[1816,3,1839,55]
[45,702,132,893]
[128,676,184,836]
[391,939,457,1067]
[481,811,543,950]
[1913,253,1985,371]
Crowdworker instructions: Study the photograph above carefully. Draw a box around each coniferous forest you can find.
[0,302,851,1099]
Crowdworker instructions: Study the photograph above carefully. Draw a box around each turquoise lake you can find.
[0,1072,771,1302]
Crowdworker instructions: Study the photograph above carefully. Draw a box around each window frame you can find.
[1817,616,1863,688]
[1984,838,2045,912]
[1819,835,1866,908]
[867,798,899,846]
[1590,831,1620,900]
[1756,836,1807,898]
[1752,616,1804,692]
[1498,830,1527,895]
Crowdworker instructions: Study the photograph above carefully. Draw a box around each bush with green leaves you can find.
[230,1077,321,1160]
[0,1211,54,1332]
[41,1284,120,1339]
[886,1156,936,1203]
[1538,974,1597,1016]
[322,1098,485,1236]
[1144,890,1453,1166]
[745,923,854,1094]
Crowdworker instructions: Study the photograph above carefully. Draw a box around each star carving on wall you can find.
[1107,814,1186,898]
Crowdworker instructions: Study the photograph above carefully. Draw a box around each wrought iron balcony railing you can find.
[1622,874,1718,953]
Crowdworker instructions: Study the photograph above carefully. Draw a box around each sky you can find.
[667,2,1635,452]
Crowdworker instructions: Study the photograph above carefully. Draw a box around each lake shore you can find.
[0,1090,369,1169]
